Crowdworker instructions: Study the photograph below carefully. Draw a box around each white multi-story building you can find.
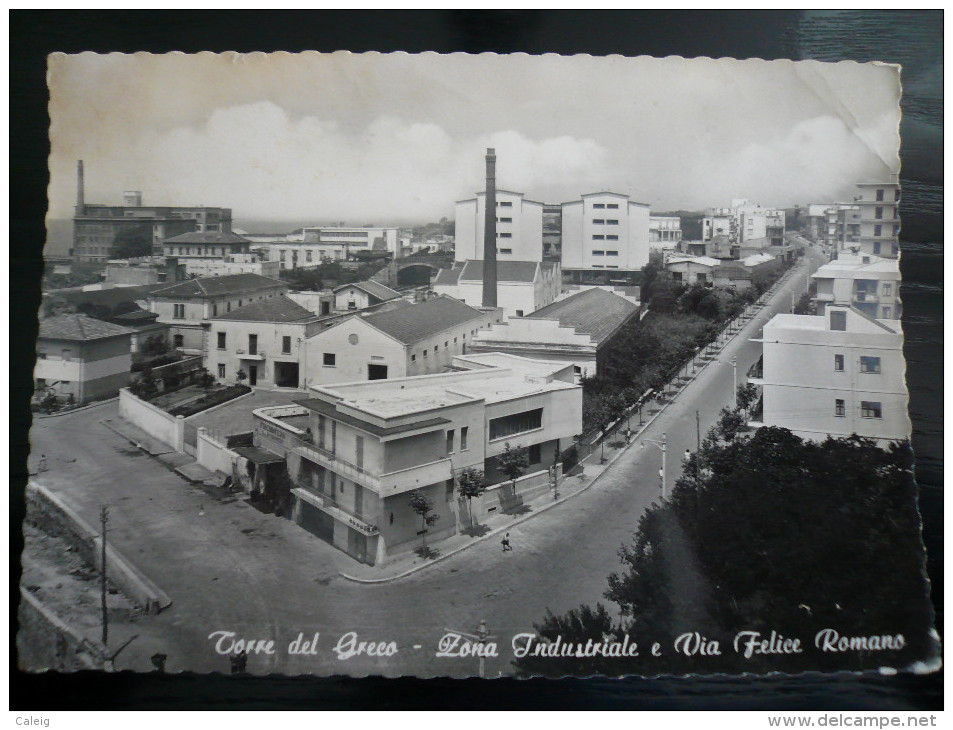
[804,203,860,251]
[560,192,650,284]
[702,199,789,261]
[454,190,544,263]
[259,227,400,269]
[649,216,682,251]
[748,305,909,446]
[812,254,901,320]
[432,260,561,319]
[855,182,900,259]
[250,353,582,564]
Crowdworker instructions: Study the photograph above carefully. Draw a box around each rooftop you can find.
[210,295,317,323]
[525,288,639,344]
[311,358,578,420]
[813,256,900,278]
[39,313,135,341]
[332,280,402,301]
[150,273,285,299]
[163,231,251,245]
[667,255,721,267]
[458,260,540,283]
[359,295,486,345]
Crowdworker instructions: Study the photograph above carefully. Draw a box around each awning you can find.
[233,446,285,465]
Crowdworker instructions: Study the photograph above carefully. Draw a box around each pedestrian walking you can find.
[501,533,512,552]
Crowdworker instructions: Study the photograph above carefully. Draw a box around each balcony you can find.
[746,355,764,385]
[292,432,453,496]
[291,486,379,537]
[236,348,266,360]
[853,291,877,303]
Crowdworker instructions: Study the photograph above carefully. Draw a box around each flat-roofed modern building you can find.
[854,181,900,259]
[250,353,582,564]
[560,192,650,285]
[812,254,901,320]
[34,314,135,404]
[748,305,909,446]
[454,190,545,263]
[432,259,561,319]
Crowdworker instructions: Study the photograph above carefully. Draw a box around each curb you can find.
[338,265,804,585]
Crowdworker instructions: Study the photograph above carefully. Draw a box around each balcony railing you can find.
[236,348,266,359]
[291,431,453,496]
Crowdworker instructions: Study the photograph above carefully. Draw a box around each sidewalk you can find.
[99,416,176,456]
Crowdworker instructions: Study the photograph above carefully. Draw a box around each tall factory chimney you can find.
[482,148,498,308]
[75,160,85,214]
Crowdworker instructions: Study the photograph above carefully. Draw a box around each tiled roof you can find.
[211,295,317,323]
[163,231,251,244]
[150,273,285,299]
[48,284,167,308]
[527,288,638,345]
[39,314,135,341]
[361,295,486,345]
[432,268,461,286]
[333,280,401,301]
[458,260,540,283]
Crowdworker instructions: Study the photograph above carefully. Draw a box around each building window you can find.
[606,203,619,209]
[894,189,900,201]
[592,250,605,256]
[515,310,524,317]
[593,203,605,209]
[882,306,892,318]
[217,332,226,350]
[593,219,605,225]
[592,234,605,241]
[444,341,448,347]
[830,311,847,331]
[454,337,458,343]
[173,304,185,319]
[861,401,882,419]
[606,250,619,256]
[499,248,512,254]
[891,243,899,256]
[607,219,619,225]
[461,426,468,451]
[859,356,881,374]
[882,283,892,296]
[434,346,438,353]
[874,224,882,237]
[306,251,312,262]
[173,334,184,348]
[323,353,336,367]
[489,408,543,440]
[875,207,883,220]
[498,201,512,207]
[497,217,512,223]
[606,235,619,241]
[212,304,218,316]
[872,241,882,255]
[876,189,884,201]
[528,443,541,464]
[411,353,416,362]
[217,364,226,378]
[834,354,844,371]
[446,479,455,502]
[282,336,292,354]
[835,399,846,417]
[227,303,231,312]
[446,430,454,454]
[423,349,428,357]
[498,232,512,239]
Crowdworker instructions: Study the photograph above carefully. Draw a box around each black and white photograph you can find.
[11,10,942,713]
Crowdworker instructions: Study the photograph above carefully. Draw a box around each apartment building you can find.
[454,190,545,263]
[206,295,327,388]
[250,354,582,564]
[803,203,860,251]
[702,199,789,260]
[432,260,561,319]
[649,216,682,249]
[34,314,135,404]
[855,182,901,259]
[748,305,909,445]
[147,273,288,353]
[303,295,501,386]
[560,192,651,285]
[468,286,640,381]
[812,254,901,320]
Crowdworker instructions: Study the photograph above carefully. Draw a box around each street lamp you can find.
[641,431,667,498]
[731,356,737,408]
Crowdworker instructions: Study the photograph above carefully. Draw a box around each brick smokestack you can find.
[482,148,498,308]
[75,160,85,214]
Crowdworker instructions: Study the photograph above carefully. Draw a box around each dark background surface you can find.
[9,10,943,710]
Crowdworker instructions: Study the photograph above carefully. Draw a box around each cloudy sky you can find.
[48,52,900,226]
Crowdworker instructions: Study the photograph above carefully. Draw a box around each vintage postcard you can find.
[21,51,937,678]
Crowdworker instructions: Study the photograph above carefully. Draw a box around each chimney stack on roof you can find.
[482,148,498,308]
[76,160,85,214]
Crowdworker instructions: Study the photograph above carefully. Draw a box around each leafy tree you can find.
[408,489,440,553]
[497,442,529,487]
[112,223,154,260]
[514,423,933,677]
[736,383,759,420]
[235,369,247,384]
[456,467,486,529]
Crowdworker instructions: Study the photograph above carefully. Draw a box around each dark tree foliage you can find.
[514,423,933,677]
[112,223,154,259]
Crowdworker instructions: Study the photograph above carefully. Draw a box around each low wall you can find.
[26,481,172,615]
[119,388,184,451]
[196,427,240,476]
[471,467,558,523]
[17,589,110,671]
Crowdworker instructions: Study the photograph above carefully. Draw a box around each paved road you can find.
[26,253,821,678]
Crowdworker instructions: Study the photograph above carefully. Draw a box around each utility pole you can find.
[696,410,701,451]
[731,356,738,408]
[100,505,109,647]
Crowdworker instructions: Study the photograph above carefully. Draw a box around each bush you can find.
[167,384,251,418]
